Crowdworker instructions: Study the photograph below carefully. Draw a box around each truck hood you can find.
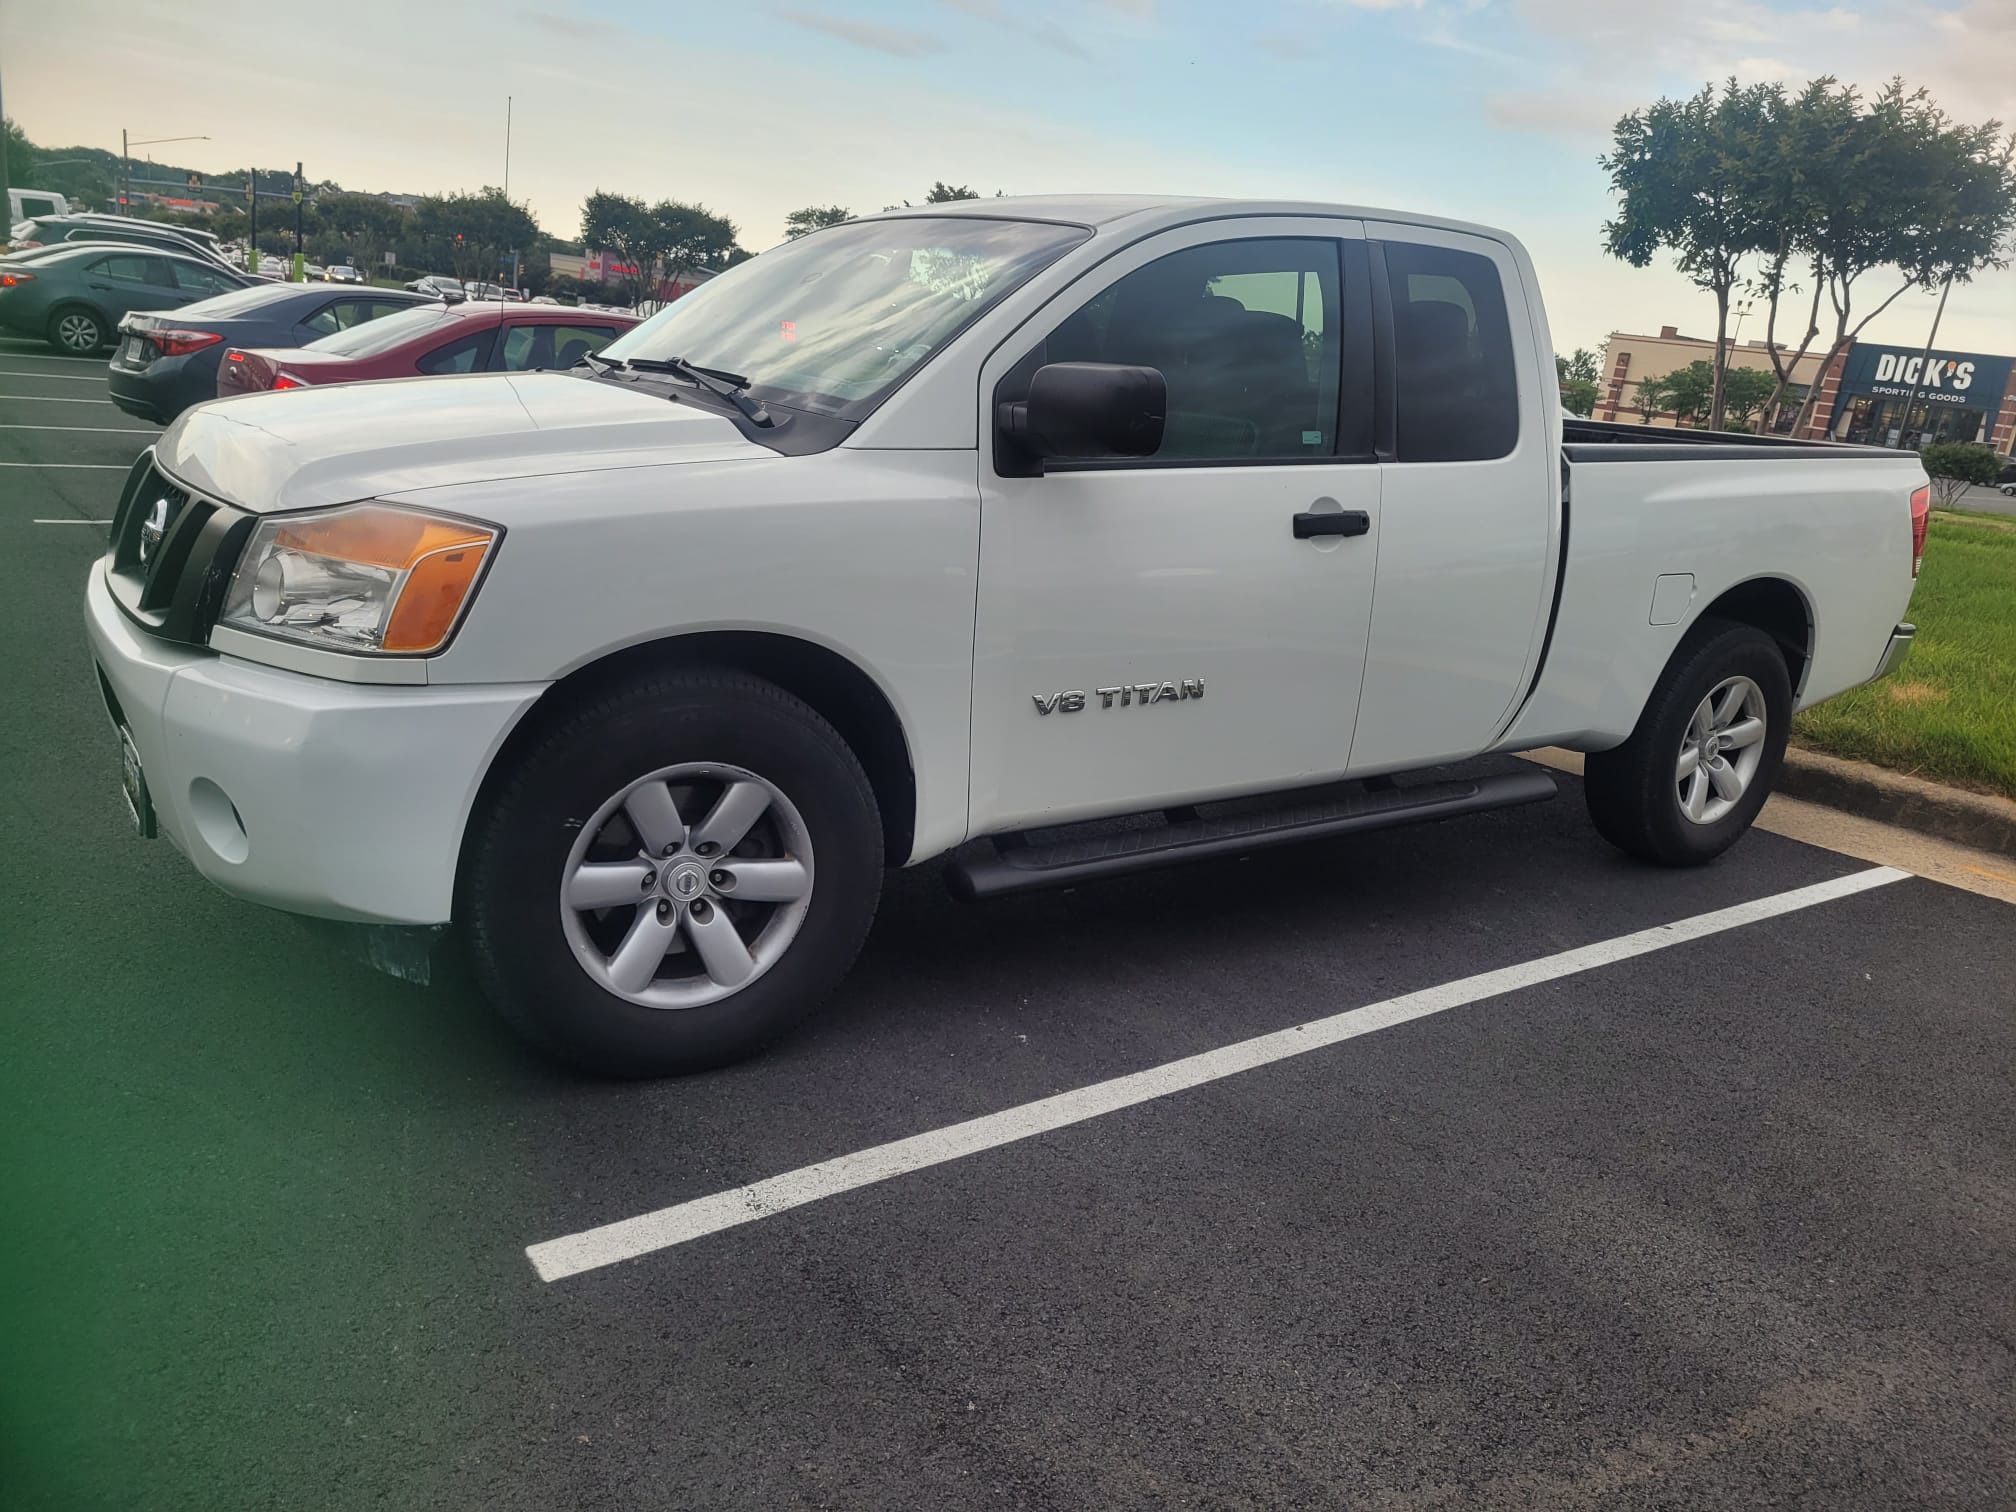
[155,371,768,514]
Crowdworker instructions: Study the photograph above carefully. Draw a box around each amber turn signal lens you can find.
[271,505,497,652]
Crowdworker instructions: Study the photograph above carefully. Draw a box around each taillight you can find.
[271,372,306,390]
[0,270,35,287]
[1909,483,1930,578]
[147,328,223,358]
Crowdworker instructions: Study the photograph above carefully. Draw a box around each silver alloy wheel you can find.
[1675,675,1768,826]
[55,312,101,353]
[560,762,815,1010]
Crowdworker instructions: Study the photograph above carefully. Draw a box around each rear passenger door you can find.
[87,253,184,318]
[1346,225,1557,770]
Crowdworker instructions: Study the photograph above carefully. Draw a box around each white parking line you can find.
[0,394,115,404]
[33,518,113,525]
[525,864,1911,1283]
[0,462,129,469]
[0,349,103,365]
[0,424,155,433]
[0,370,106,381]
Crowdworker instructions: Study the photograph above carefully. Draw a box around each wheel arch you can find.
[1689,575,1814,697]
[461,630,918,874]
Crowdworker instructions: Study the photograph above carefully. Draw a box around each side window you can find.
[94,254,167,285]
[173,263,236,296]
[1021,238,1343,462]
[414,331,492,375]
[549,324,619,368]
[1381,241,1519,463]
[498,323,546,371]
[300,298,394,339]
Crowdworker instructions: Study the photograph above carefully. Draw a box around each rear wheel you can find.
[48,306,108,354]
[460,669,883,1076]
[1584,619,1791,866]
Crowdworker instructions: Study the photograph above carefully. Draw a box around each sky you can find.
[4,0,2013,358]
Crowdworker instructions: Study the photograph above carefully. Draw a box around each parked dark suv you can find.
[108,281,431,422]
[10,214,239,274]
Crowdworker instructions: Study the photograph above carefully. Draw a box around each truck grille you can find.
[106,452,255,645]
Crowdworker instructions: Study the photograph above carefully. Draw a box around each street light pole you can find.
[503,95,512,201]
[119,131,209,217]
[1893,275,1954,451]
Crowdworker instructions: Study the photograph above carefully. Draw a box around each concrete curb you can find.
[1780,747,2016,860]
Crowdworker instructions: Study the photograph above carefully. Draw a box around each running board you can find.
[945,769,1559,902]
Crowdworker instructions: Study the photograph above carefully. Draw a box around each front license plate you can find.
[118,725,157,839]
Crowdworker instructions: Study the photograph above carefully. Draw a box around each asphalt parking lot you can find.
[3,336,2014,1511]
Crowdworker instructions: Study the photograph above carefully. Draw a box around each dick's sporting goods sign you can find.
[1840,342,2014,410]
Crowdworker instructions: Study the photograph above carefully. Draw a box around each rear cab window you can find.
[1379,240,1519,462]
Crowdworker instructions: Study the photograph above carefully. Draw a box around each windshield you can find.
[602,216,1089,418]
[306,304,457,357]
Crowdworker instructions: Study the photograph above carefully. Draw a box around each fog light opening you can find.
[188,778,250,865]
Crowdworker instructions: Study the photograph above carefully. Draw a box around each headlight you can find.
[220,504,500,655]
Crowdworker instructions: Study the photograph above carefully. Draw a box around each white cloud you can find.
[776,9,946,58]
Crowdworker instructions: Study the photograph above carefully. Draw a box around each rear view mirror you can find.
[999,362,1165,472]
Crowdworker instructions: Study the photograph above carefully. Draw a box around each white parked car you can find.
[86,196,1926,1075]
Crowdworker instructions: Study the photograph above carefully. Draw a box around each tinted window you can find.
[1382,241,1518,463]
[172,262,238,297]
[415,331,492,375]
[298,297,404,339]
[1028,238,1342,461]
[306,305,457,357]
[93,253,175,287]
[500,322,620,372]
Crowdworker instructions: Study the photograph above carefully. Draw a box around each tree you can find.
[417,186,540,285]
[784,205,852,239]
[1719,366,1777,429]
[1789,82,2016,434]
[651,199,739,293]
[1603,81,1775,430]
[581,190,658,305]
[1556,349,1601,414]
[924,182,979,202]
[1656,361,1719,426]
[1631,373,1669,424]
[1920,441,2001,506]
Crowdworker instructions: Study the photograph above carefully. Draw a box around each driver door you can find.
[968,218,1381,835]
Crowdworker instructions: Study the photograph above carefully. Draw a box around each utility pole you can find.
[246,172,257,274]
[503,95,512,201]
[1892,276,1953,451]
[0,67,10,230]
[292,161,304,281]
[120,127,128,214]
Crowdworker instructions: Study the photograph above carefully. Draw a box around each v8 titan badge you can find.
[1033,679,1204,715]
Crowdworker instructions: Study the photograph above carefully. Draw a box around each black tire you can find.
[46,305,108,355]
[1583,619,1792,866]
[460,668,883,1076]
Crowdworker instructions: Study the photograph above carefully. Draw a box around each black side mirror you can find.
[999,361,1166,474]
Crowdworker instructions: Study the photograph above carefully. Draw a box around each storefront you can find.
[1828,343,2015,448]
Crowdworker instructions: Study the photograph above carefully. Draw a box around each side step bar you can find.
[945,769,1558,902]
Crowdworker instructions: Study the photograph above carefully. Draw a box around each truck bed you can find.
[1562,417,1890,462]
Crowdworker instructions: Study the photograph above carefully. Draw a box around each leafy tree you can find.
[1719,365,1777,428]
[651,199,739,290]
[1603,81,1775,430]
[784,205,852,239]
[1560,376,1599,415]
[1657,361,1719,426]
[416,186,539,284]
[1920,441,2001,506]
[924,182,979,202]
[1631,373,1670,424]
[581,190,658,305]
[1556,348,1601,386]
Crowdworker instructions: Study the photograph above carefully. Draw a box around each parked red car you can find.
[217,302,638,397]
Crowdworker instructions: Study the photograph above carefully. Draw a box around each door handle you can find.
[1292,510,1370,540]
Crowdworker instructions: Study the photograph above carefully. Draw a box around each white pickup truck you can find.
[86,196,1927,1074]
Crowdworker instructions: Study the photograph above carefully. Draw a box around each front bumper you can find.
[86,563,545,925]
[1873,622,1916,680]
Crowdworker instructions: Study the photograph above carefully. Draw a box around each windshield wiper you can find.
[620,356,772,426]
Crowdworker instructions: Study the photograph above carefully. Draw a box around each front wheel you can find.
[1583,619,1792,866]
[460,668,883,1076]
